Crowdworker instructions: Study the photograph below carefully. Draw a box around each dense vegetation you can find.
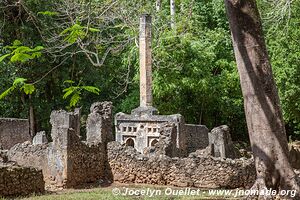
[0,0,299,141]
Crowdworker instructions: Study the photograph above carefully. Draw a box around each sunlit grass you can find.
[1,184,237,200]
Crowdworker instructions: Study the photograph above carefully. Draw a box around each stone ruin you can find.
[0,100,256,197]
[6,102,113,191]
[0,14,263,198]
[0,147,44,196]
[115,14,209,157]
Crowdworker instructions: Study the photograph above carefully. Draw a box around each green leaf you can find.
[60,23,90,44]
[0,86,16,100]
[31,52,42,58]
[32,46,44,51]
[22,84,35,95]
[0,54,11,62]
[10,53,32,63]
[88,28,100,32]
[70,92,81,107]
[63,87,76,99]
[82,86,100,95]
[37,11,59,16]
[63,80,75,84]
[13,78,27,86]
[13,40,22,46]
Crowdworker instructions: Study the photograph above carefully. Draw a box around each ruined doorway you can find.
[125,138,135,148]
[150,139,158,147]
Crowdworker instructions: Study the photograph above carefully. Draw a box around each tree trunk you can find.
[170,0,175,29]
[224,0,299,199]
[29,94,36,138]
[156,0,161,12]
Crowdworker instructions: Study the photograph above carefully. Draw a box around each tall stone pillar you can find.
[139,14,153,108]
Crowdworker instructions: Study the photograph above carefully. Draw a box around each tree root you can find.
[244,179,274,200]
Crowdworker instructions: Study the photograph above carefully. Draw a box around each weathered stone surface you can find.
[185,124,209,153]
[33,131,48,145]
[139,14,153,108]
[108,141,255,189]
[0,118,31,149]
[86,101,113,144]
[209,125,240,159]
[0,150,8,163]
[115,112,186,155]
[131,106,158,116]
[8,105,112,189]
[189,146,213,158]
[0,162,44,197]
[145,123,183,157]
[8,142,51,183]
[50,110,80,136]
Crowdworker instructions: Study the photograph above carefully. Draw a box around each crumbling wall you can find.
[86,101,113,144]
[0,162,44,197]
[8,102,113,188]
[0,118,31,149]
[108,141,255,189]
[145,123,184,157]
[208,125,240,159]
[185,124,209,153]
[66,130,109,187]
[7,142,58,187]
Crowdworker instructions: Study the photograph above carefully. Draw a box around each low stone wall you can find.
[185,124,209,153]
[108,141,255,189]
[0,162,44,197]
[7,142,51,183]
[0,118,31,149]
[8,137,109,188]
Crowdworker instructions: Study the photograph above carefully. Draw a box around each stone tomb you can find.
[115,111,186,155]
[115,14,209,156]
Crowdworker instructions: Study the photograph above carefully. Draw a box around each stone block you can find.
[208,125,239,159]
[185,124,209,153]
[86,101,113,144]
[50,109,80,139]
[33,131,48,145]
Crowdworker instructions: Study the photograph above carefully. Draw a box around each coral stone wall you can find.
[0,162,44,197]
[108,141,256,189]
[185,124,209,153]
[8,130,109,188]
[0,118,31,149]
[66,132,109,187]
[7,103,113,189]
[7,142,50,179]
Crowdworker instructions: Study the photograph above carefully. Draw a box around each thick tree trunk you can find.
[170,0,175,29]
[224,0,299,199]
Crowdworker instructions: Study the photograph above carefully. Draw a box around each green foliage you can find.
[37,11,59,16]
[63,80,100,108]
[0,77,35,100]
[263,0,300,138]
[0,0,299,141]
[60,22,100,44]
[0,40,44,63]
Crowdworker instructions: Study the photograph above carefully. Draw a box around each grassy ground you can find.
[1,184,239,200]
